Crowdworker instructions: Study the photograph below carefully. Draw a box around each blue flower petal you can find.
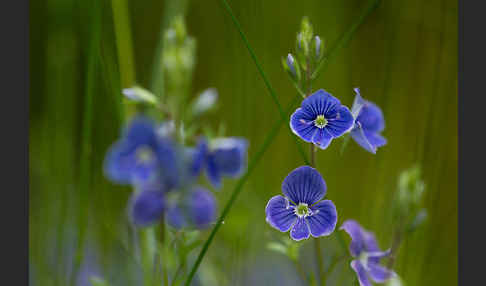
[324,105,354,137]
[131,189,165,227]
[167,204,186,229]
[302,89,341,117]
[350,260,372,286]
[311,129,333,150]
[206,154,222,189]
[282,166,326,205]
[104,140,137,185]
[307,200,337,237]
[265,195,297,232]
[340,219,366,257]
[290,107,318,143]
[356,102,385,133]
[123,116,157,147]
[365,132,387,149]
[155,137,182,189]
[188,187,216,229]
[290,217,310,241]
[189,138,208,177]
[351,88,366,119]
[367,263,395,283]
[350,127,378,154]
[367,249,392,265]
[211,137,248,177]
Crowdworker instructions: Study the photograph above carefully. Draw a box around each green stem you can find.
[156,217,169,286]
[310,141,324,286]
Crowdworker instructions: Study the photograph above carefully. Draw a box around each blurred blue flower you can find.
[340,220,395,286]
[131,186,166,226]
[290,89,354,149]
[167,187,216,229]
[350,88,387,154]
[104,116,180,188]
[265,166,337,241]
[189,137,248,189]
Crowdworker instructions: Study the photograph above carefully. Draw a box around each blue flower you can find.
[340,220,395,286]
[104,116,180,188]
[265,166,337,241]
[166,187,216,229]
[131,186,166,227]
[189,137,248,189]
[290,89,354,149]
[350,88,387,154]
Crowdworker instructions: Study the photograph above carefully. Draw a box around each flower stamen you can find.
[314,115,328,129]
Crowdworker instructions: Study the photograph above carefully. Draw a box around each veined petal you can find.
[311,129,333,150]
[325,105,354,137]
[302,89,341,117]
[367,263,395,283]
[307,200,337,237]
[282,166,327,205]
[351,260,372,286]
[290,217,310,241]
[350,127,377,154]
[131,189,165,227]
[356,101,385,133]
[188,187,216,229]
[265,195,297,232]
[365,132,387,149]
[340,219,366,257]
[290,107,318,142]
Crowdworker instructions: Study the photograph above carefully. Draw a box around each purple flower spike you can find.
[340,220,395,285]
[290,89,354,150]
[350,88,387,154]
[265,166,337,241]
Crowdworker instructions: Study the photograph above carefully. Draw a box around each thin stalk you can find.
[159,217,169,286]
[183,0,381,283]
[310,139,324,286]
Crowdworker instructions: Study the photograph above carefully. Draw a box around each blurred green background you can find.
[29,0,457,285]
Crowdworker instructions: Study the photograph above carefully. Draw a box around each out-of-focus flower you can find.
[350,88,387,154]
[340,220,395,286]
[189,137,248,189]
[104,116,180,188]
[290,89,354,150]
[131,187,166,227]
[166,187,216,229]
[265,166,337,241]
